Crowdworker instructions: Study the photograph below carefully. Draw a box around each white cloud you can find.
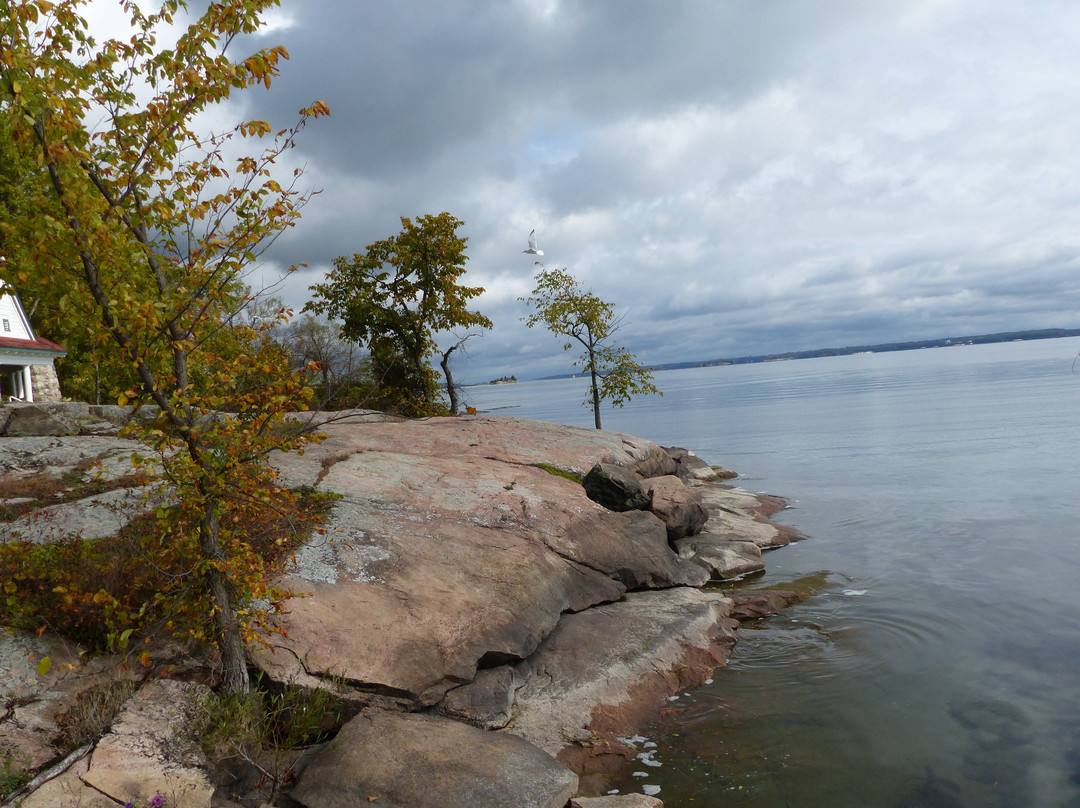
[66,0,1080,381]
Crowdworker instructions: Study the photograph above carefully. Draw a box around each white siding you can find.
[0,290,34,341]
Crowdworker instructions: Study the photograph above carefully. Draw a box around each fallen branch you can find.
[1,743,93,808]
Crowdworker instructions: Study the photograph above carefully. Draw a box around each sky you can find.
[88,0,1080,383]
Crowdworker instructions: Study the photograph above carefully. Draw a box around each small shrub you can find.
[0,487,335,653]
[0,749,33,801]
[200,673,344,802]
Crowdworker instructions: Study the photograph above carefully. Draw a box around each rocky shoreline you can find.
[0,403,806,808]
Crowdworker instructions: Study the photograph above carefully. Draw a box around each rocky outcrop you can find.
[255,419,709,708]
[2,411,808,807]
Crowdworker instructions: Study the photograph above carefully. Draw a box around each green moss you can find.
[533,463,583,484]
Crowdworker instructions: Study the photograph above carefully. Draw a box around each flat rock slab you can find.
[4,486,152,543]
[81,680,213,808]
[696,485,796,549]
[290,708,578,808]
[504,588,738,769]
[0,628,137,769]
[0,435,145,478]
[271,415,674,488]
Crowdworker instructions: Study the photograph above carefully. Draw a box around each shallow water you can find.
[465,338,1080,807]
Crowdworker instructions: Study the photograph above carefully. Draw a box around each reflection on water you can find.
[467,338,1080,807]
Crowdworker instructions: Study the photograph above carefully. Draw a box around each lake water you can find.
[464,337,1080,808]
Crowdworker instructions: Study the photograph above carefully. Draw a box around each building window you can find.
[2,319,9,332]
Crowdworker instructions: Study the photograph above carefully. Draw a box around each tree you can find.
[281,313,370,404]
[305,213,492,415]
[439,331,483,416]
[0,0,329,693]
[521,266,661,429]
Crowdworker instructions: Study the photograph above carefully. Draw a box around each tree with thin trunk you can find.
[0,0,329,693]
[439,331,482,415]
[521,266,661,429]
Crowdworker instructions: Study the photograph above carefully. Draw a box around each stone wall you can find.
[29,362,63,403]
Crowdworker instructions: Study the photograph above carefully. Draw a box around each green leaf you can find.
[36,656,51,676]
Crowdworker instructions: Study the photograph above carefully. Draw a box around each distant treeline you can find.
[656,328,1080,371]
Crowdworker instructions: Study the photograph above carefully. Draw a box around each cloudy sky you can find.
[96,0,1080,382]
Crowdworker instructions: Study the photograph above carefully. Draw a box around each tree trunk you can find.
[589,351,602,429]
[200,506,250,694]
[441,344,459,415]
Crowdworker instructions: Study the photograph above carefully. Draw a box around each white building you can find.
[0,284,66,402]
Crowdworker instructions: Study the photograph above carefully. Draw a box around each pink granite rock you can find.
[256,418,706,706]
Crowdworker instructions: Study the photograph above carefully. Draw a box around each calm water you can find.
[465,338,1080,808]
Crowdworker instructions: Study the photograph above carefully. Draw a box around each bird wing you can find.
[528,230,537,250]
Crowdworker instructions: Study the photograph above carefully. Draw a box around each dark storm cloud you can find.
[188,0,1080,382]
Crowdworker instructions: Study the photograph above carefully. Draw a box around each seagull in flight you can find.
[524,229,544,256]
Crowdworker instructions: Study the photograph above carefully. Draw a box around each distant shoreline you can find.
[666,327,1080,370]
[499,327,1080,383]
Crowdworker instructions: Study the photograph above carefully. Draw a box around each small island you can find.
[488,375,519,384]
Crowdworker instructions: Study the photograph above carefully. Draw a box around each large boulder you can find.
[583,463,650,512]
[290,709,578,808]
[641,475,708,539]
[1,403,86,436]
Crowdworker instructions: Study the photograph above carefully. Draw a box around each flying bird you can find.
[524,230,544,256]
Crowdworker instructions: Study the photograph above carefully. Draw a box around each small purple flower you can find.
[150,796,165,808]
[124,803,134,808]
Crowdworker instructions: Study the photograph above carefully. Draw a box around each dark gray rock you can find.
[583,463,650,512]
[290,709,577,808]
[437,666,515,729]
[2,403,81,436]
